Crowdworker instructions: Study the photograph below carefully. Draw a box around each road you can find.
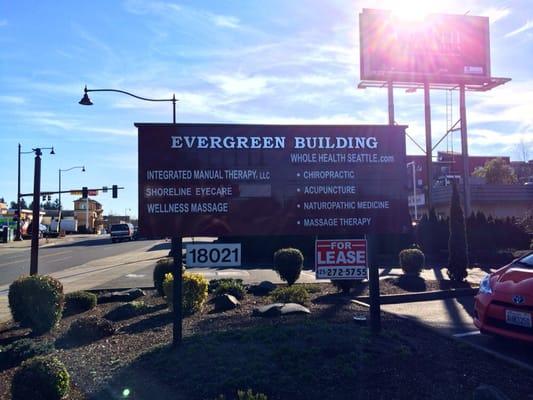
[0,236,165,286]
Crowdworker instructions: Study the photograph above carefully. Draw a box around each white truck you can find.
[50,218,78,233]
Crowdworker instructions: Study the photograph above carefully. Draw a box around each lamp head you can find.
[82,166,86,172]
[50,147,55,155]
[79,92,93,106]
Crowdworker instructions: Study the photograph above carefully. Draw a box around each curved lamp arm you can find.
[80,85,177,123]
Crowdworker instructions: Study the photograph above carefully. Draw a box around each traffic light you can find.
[112,185,118,198]
[82,187,88,199]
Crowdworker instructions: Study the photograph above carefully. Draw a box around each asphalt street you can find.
[0,236,163,286]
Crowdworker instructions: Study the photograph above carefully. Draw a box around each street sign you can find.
[315,239,367,280]
[137,123,410,238]
[185,243,241,267]
[70,191,82,196]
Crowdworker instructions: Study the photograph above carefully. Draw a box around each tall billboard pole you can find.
[424,82,433,211]
[459,85,471,217]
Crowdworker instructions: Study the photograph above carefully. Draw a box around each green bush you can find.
[8,275,64,335]
[153,257,185,296]
[11,356,70,400]
[331,280,360,294]
[0,339,54,369]
[66,316,115,342]
[163,272,209,314]
[273,248,304,286]
[212,279,246,300]
[65,291,97,314]
[399,248,425,276]
[104,301,150,321]
[270,285,309,305]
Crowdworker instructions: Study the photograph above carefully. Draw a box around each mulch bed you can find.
[1,279,523,400]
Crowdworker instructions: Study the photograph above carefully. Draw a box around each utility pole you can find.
[30,149,42,276]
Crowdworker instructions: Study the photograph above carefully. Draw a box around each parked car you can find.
[109,223,135,243]
[474,252,533,342]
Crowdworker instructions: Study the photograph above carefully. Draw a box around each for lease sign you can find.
[315,239,367,280]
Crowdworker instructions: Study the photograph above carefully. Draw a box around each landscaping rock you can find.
[473,385,511,400]
[97,288,145,303]
[248,281,277,295]
[253,303,284,317]
[280,303,311,315]
[253,303,311,317]
[213,294,240,312]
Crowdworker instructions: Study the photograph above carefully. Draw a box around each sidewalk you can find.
[0,234,97,250]
[0,242,169,323]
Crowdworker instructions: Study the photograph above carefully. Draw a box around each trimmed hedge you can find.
[270,286,309,305]
[154,257,185,296]
[273,248,304,286]
[163,272,208,314]
[211,279,246,300]
[0,339,54,369]
[104,301,150,321]
[8,275,64,335]
[66,316,115,342]
[399,248,425,276]
[11,356,70,400]
[65,291,97,314]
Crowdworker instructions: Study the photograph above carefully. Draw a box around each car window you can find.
[516,252,533,268]
[111,224,129,231]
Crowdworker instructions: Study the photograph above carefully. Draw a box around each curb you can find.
[353,287,478,305]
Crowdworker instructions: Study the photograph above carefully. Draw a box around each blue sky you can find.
[1,0,532,218]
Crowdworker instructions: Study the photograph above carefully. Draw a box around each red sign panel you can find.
[316,239,367,280]
[359,9,491,84]
[137,123,410,238]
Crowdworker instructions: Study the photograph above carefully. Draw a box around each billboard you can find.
[137,123,410,237]
[359,9,491,84]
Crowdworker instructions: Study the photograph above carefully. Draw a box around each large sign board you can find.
[316,239,367,280]
[137,123,409,237]
[359,9,491,84]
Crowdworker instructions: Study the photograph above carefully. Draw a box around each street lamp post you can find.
[58,166,85,233]
[79,85,183,346]
[29,147,55,276]
[15,144,35,241]
[79,86,177,124]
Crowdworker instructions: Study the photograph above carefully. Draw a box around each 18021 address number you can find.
[185,243,241,267]
[316,267,367,280]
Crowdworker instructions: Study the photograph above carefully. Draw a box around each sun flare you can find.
[380,0,445,21]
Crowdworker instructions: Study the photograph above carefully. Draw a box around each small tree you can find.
[472,158,517,184]
[447,182,469,282]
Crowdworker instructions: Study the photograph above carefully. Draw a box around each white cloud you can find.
[505,20,533,38]
[481,7,511,23]
[211,15,240,29]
